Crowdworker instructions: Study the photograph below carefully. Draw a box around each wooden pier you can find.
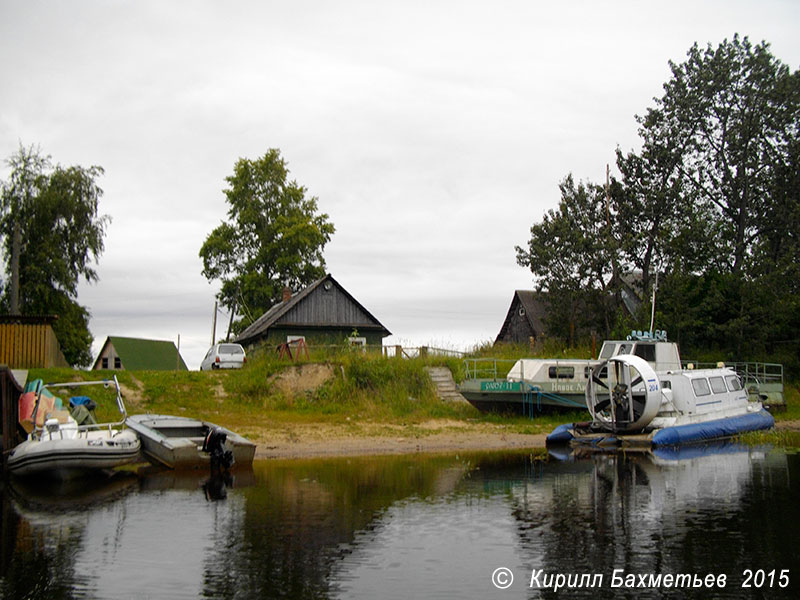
[0,366,24,474]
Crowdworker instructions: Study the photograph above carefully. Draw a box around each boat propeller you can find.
[586,354,661,433]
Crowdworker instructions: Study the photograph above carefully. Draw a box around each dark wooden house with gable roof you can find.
[235,274,391,349]
[494,291,547,346]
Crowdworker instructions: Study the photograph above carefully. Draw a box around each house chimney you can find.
[282,287,292,302]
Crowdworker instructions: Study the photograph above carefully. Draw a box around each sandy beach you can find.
[250,420,549,459]
[249,418,800,460]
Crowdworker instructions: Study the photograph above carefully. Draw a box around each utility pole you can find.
[211,301,218,346]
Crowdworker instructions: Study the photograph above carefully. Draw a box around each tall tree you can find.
[515,175,621,342]
[200,149,335,335]
[636,35,796,276]
[0,144,108,366]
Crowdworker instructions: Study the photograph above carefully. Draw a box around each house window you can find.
[102,357,109,369]
[114,357,122,369]
[348,337,367,352]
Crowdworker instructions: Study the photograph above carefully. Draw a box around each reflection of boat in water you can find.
[136,463,256,490]
[7,378,141,478]
[7,471,140,516]
[125,414,256,469]
[547,343,774,448]
[459,331,784,415]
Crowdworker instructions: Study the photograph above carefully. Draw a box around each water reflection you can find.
[0,445,797,599]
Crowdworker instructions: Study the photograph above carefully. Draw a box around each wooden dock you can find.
[1,365,25,473]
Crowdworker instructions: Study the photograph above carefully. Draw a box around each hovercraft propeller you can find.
[586,354,661,433]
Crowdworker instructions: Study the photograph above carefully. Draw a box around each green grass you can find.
[737,428,800,451]
[29,345,798,444]
[28,351,484,430]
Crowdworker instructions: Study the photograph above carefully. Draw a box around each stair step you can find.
[424,367,469,404]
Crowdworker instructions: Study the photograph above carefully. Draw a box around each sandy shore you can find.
[249,418,800,460]
[249,420,549,460]
[254,431,549,459]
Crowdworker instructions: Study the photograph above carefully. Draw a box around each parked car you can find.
[200,343,247,371]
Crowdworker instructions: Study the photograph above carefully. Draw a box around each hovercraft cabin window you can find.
[709,376,727,394]
[726,375,743,391]
[633,343,655,362]
[691,378,712,397]
[548,366,575,379]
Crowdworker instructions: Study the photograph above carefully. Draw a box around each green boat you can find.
[458,332,785,416]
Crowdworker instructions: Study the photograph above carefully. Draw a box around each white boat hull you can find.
[7,430,141,478]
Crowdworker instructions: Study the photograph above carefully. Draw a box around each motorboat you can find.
[546,347,774,449]
[458,331,682,414]
[459,331,784,415]
[125,414,256,470]
[7,377,141,478]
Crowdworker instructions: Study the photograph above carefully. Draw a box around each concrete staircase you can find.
[425,367,469,404]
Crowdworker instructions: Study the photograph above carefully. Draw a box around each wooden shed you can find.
[494,291,547,346]
[235,274,391,349]
[0,315,69,368]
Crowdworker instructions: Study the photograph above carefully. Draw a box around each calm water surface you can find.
[1,444,798,599]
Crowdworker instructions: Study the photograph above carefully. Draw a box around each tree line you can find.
[516,36,800,371]
[0,145,333,367]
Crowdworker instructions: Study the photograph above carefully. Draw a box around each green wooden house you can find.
[92,336,188,371]
[235,274,391,349]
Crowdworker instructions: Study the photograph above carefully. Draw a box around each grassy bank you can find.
[28,350,585,441]
[28,345,799,448]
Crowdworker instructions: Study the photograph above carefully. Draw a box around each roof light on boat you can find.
[687,363,694,370]
[717,361,725,368]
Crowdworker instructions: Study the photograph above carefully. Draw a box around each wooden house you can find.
[92,336,188,371]
[235,274,391,349]
[494,291,547,346]
[0,315,69,368]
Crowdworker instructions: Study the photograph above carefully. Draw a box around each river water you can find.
[1,444,797,599]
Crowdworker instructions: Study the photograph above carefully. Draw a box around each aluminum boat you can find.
[125,414,256,469]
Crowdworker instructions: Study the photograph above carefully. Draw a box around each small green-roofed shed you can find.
[92,336,188,371]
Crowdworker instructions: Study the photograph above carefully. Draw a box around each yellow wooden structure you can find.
[0,315,69,368]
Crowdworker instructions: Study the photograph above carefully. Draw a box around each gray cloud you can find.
[2,0,799,368]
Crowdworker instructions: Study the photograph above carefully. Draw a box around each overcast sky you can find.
[2,1,799,369]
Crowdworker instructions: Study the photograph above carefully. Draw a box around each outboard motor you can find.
[202,427,235,471]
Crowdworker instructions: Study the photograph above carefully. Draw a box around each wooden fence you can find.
[0,319,69,368]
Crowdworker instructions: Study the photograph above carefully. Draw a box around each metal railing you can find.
[682,361,784,386]
[462,358,518,381]
[30,376,128,439]
[273,344,466,360]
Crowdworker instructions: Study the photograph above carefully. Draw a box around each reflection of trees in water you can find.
[499,448,797,598]
[200,454,472,600]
